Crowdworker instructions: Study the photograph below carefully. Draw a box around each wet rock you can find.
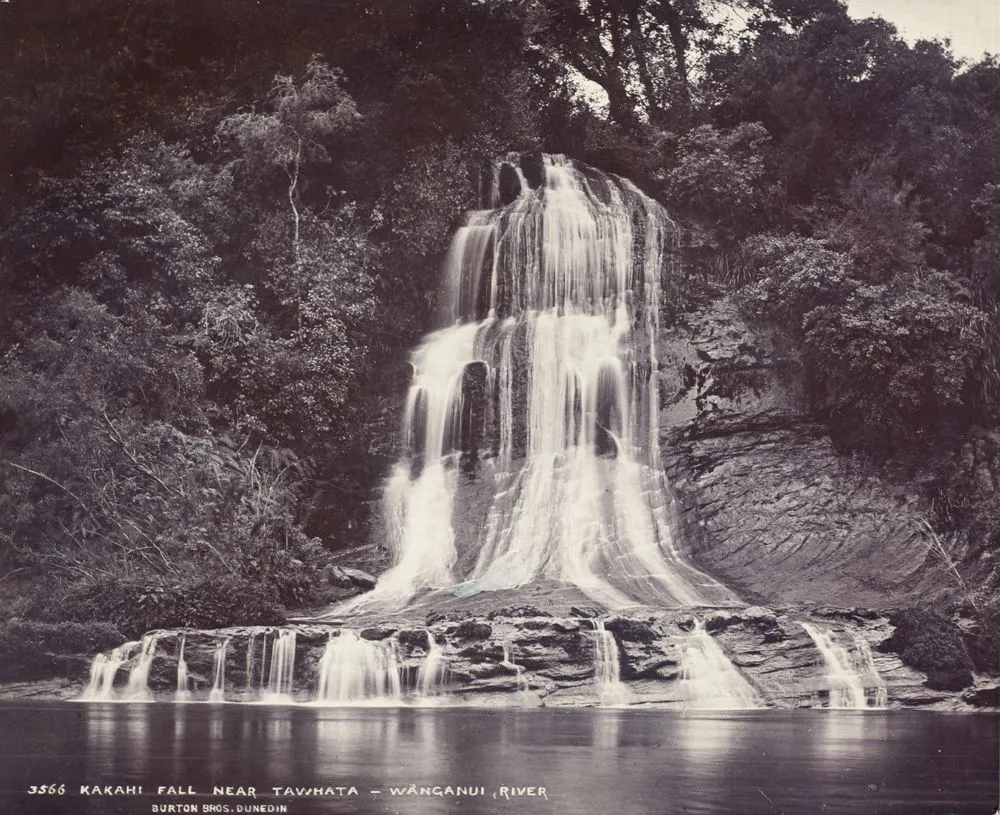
[360,626,396,641]
[487,606,552,620]
[451,621,492,641]
[962,685,1000,708]
[570,606,600,619]
[606,618,656,643]
[397,629,430,650]
[338,567,377,590]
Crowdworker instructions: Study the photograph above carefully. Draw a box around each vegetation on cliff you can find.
[0,0,998,645]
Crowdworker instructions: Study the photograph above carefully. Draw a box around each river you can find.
[0,703,996,814]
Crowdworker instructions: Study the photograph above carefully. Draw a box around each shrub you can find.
[880,607,975,691]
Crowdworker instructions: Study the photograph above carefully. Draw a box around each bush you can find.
[34,575,287,639]
[0,619,125,680]
[880,607,975,691]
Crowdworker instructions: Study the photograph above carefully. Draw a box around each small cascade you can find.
[208,637,231,703]
[263,630,297,699]
[592,621,630,706]
[122,633,160,701]
[175,636,190,701]
[245,632,257,692]
[415,632,448,697]
[81,641,139,701]
[851,634,888,708]
[501,641,529,694]
[315,630,402,704]
[801,622,869,709]
[679,621,760,709]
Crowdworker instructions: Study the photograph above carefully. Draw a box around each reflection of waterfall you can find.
[123,633,160,700]
[679,621,759,709]
[416,632,448,697]
[315,630,402,704]
[801,623,885,709]
[209,638,231,703]
[593,621,630,706]
[324,154,736,614]
[82,641,139,701]
[176,636,190,701]
[263,630,297,700]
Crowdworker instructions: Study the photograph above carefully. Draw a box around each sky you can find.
[845,0,1000,61]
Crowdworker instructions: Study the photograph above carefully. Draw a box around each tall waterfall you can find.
[331,153,735,613]
[678,621,760,709]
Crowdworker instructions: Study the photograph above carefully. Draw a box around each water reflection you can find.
[1,704,996,815]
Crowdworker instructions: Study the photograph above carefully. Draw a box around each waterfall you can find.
[592,621,630,706]
[501,641,529,694]
[122,633,160,700]
[679,621,760,709]
[801,623,880,709]
[245,632,257,692]
[415,632,448,697]
[81,641,139,701]
[175,636,190,701]
[263,630,297,700]
[314,630,402,704]
[324,153,737,614]
[209,637,231,703]
[851,634,888,708]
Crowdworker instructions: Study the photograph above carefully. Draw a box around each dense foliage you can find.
[0,0,998,633]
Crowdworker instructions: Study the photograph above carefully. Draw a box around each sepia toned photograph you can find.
[0,0,998,812]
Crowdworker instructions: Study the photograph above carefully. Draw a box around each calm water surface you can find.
[0,703,996,814]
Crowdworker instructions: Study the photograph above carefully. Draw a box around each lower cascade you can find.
[801,623,887,709]
[315,630,402,704]
[122,634,160,701]
[592,621,630,706]
[678,621,760,710]
[416,633,448,697]
[209,637,231,703]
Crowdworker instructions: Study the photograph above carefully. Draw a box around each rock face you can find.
[51,607,974,709]
[657,295,954,609]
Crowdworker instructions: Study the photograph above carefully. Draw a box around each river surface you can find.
[0,703,996,814]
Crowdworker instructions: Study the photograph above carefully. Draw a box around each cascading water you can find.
[122,633,160,701]
[245,632,258,692]
[416,632,448,696]
[176,636,190,701]
[262,630,296,700]
[801,622,883,709]
[314,630,402,704]
[678,621,760,709]
[326,154,737,614]
[501,641,529,695]
[81,641,138,701]
[592,621,630,706]
[209,637,231,703]
[851,634,888,708]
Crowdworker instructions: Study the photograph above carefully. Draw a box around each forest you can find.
[0,0,998,651]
